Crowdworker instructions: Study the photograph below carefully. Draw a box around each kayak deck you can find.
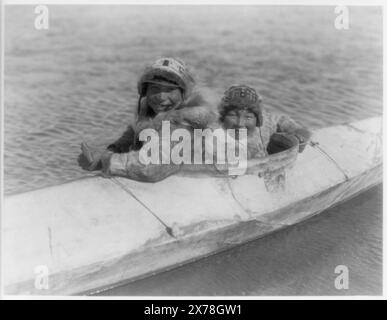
[3,117,382,295]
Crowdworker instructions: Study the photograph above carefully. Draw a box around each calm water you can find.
[4,6,383,295]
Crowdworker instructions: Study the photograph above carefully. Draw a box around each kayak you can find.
[3,117,382,295]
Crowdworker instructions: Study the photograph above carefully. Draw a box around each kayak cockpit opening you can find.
[179,132,300,182]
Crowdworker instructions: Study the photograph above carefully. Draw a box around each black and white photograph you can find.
[0,1,383,300]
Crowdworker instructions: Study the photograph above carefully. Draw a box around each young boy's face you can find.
[223,109,257,133]
[146,83,183,114]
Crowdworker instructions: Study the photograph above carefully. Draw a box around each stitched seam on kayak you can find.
[310,141,349,182]
[110,177,176,239]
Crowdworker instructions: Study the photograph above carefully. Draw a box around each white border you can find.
[2,0,387,5]
[0,0,385,300]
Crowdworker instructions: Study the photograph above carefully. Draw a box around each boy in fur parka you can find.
[217,84,311,157]
[80,57,217,179]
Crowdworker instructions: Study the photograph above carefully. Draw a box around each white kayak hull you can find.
[3,117,382,295]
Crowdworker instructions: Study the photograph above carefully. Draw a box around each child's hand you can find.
[79,142,106,171]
